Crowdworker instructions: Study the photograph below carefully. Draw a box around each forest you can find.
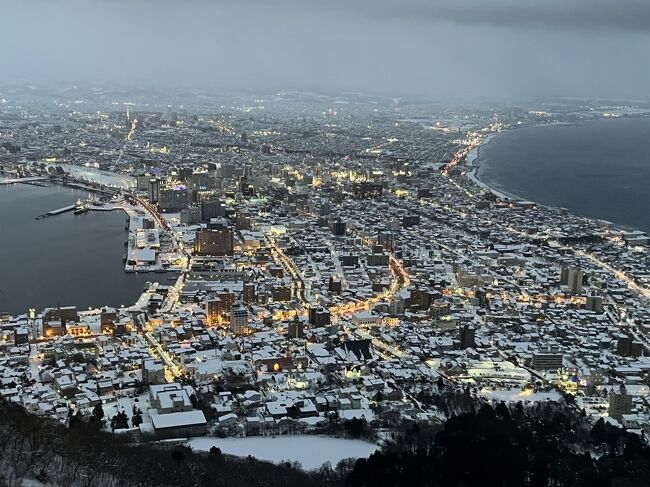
[1,397,649,486]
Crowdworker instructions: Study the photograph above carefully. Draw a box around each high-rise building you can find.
[401,215,420,228]
[217,290,236,317]
[194,219,234,256]
[586,292,603,312]
[159,189,190,211]
[330,218,346,236]
[459,324,476,349]
[148,179,161,203]
[100,309,117,334]
[180,206,202,224]
[329,275,342,294]
[166,110,179,124]
[378,231,396,251]
[204,297,221,324]
[243,282,257,304]
[43,306,79,327]
[288,318,305,339]
[235,211,252,230]
[340,255,359,267]
[268,265,284,278]
[616,331,643,357]
[201,200,225,221]
[219,163,237,179]
[230,303,248,335]
[352,182,383,199]
[319,201,331,217]
[408,287,434,310]
[560,263,570,285]
[560,264,584,293]
[271,285,292,303]
[531,349,564,371]
[14,327,29,345]
[367,253,390,267]
[567,267,585,294]
[309,307,331,328]
[239,175,255,197]
[608,384,633,421]
[137,174,151,191]
[190,173,211,191]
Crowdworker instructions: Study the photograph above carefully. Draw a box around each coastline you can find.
[464,121,578,202]
[464,131,516,200]
[462,122,649,235]
[0,183,150,317]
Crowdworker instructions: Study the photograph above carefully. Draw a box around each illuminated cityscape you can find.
[1,90,650,449]
[2,0,650,485]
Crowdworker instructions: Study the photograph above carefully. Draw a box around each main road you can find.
[131,195,192,312]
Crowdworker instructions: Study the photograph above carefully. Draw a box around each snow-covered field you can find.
[98,393,151,430]
[480,389,561,403]
[188,435,379,470]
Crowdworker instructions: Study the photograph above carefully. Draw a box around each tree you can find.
[69,409,84,428]
[344,417,365,438]
[0,397,324,487]
[209,446,225,465]
[495,401,510,421]
[92,403,105,422]
[111,411,129,431]
[171,448,185,462]
[190,393,199,409]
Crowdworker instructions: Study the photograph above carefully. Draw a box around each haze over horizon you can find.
[2,0,650,99]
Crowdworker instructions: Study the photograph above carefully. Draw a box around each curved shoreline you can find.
[464,131,517,201]
[462,122,648,234]
[464,123,568,203]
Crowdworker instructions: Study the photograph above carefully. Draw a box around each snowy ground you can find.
[338,408,375,421]
[21,480,48,487]
[479,389,561,403]
[98,393,151,430]
[188,435,379,470]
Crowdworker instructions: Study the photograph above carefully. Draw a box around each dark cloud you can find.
[1,0,649,99]
[115,0,650,32]
[314,0,650,32]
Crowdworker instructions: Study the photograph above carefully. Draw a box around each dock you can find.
[61,180,117,196]
[35,205,76,219]
[1,176,48,186]
[47,205,76,216]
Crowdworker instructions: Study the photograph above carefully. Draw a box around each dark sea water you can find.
[477,118,650,234]
[0,183,150,316]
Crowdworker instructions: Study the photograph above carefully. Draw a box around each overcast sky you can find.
[2,0,649,99]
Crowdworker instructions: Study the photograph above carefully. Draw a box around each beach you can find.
[463,132,513,200]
